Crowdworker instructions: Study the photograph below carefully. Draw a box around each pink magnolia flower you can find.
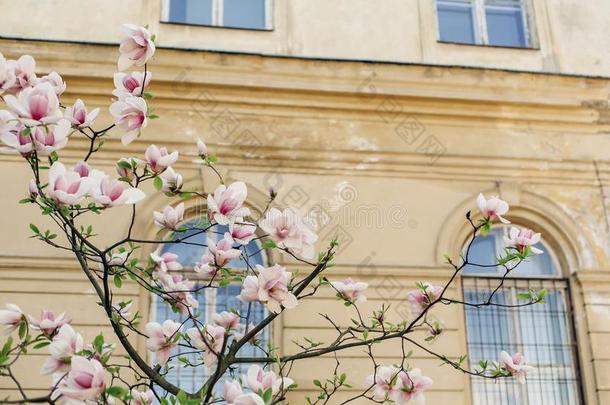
[367,366,399,400]
[259,208,318,259]
[477,193,510,224]
[194,235,241,277]
[159,166,183,193]
[407,283,444,316]
[64,99,100,128]
[245,365,294,396]
[71,161,91,178]
[145,320,182,366]
[156,272,198,315]
[153,203,185,231]
[196,137,208,157]
[228,221,257,245]
[505,227,543,255]
[118,24,156,71]
[48,162,95,205]
[105,250,128,267]
[115,157,144,181]
[5,55,36,93]
[5,82,62,126]
[145,144,179,173]
[31,119,70,155]
[392,368,432,405]
[0,109,17,135]
[109,96,148,145]
[113,71,152,99]
[113,301,133,319]
[131,388,155,405]
[0,53,16,94]
[330,278,368,303]
[186,324,226,369]
[41,324,84,375]
[500,351,535,384]
[207,181,250,225]
[0,116,34,156]
[150,250,183,272]
[37,72,66,96]
[224,380,265,405]
[28,310,69,336]
[28,179,38,199]
[238,264,297,313]
[0,304,23,335]
[51,356,106,403]
[91,176,146,207]
[212,311,241,331]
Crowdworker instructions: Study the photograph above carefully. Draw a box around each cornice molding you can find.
[0,39,608,185]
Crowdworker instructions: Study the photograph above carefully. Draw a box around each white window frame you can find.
[161,0,274,30]
[436,0,535,48]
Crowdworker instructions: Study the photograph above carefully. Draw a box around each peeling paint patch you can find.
[591,304,610,318]
[349,136,378,151]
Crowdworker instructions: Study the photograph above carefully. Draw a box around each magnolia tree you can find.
[0,24,544,405]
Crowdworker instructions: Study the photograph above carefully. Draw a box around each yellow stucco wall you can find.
[0,2,609,402]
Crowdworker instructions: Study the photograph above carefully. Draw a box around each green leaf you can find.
[262,240,277,249]
[1,337,13,356]
[153,176,163,191]
[33,341,51,349]
[113,274,123,288]
[29,224,40,235]
[93,334,104,353]
[480,221,491,236]
[106,386,127,398]
[262,388,273,404]
[176,390,187,405]
[18,322,26,339]
[117,160,132,169]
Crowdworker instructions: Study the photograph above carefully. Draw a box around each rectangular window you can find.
[163,0,272,30]
[462,277,583,404]
[154,285,269,393]
[436,0,532,48]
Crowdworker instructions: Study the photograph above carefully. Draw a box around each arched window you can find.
[462,227,583,404]
[152,220,269,393]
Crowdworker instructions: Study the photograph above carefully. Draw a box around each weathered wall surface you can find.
[0,35,608,403]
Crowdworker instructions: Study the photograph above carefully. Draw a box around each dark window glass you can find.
[169,0,213,25]
[486,1,527,47]
[223,0,266,29]
[437,0,476,44]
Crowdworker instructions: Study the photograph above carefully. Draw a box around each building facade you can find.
[0,0,609,403]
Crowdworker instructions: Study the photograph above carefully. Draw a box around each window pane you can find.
[463,233,498,275]
[485,1,527,47]
[437,0,476,44]
[169,0,212,25]
[223,0,266,29]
